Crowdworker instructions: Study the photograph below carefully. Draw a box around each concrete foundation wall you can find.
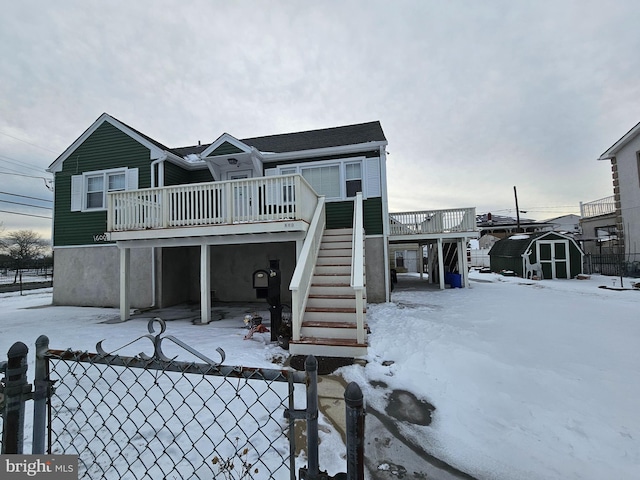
[365,236,386,303]
[52,245,153,308]
[159,246,194,307]
[182,242,296,304]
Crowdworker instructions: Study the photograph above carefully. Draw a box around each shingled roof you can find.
[171,121,386,157]
[241,121,386,153]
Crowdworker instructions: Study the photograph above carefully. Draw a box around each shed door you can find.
[537,240,570,279]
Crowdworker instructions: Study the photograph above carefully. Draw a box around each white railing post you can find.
[351,193,365,344]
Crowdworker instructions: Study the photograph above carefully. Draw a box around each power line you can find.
[0,209,51,219]
[0,153,48,174]
[0,171,52,180]
[0,191,52,202]
[0,130,59,154]
[0,199,52,210]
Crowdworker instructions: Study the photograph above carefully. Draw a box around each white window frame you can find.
[276,157,366,201]
[71,167,138,212]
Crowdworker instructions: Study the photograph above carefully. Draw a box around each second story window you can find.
[345,162,362,197]
[301,165,341,199]
[71,168,137,212]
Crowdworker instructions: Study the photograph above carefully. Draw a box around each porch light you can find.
[228,158,238,165]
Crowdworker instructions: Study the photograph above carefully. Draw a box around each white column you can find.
[200,244,211,324]
[120,247,131,321]
[418,245,423,279]
[461,239,470,288]
[427,243,435,284]
[437,238,445,290]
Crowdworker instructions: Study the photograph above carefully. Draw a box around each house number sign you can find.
[93,233,109,242]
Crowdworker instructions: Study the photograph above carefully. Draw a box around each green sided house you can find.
[47,113,390,357]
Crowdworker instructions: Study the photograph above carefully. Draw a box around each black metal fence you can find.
[583,253,640,277]
[1,319,365,480]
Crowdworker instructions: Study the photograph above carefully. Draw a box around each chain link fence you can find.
[2,318,367,480]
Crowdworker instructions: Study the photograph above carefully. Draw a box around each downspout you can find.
[149,154,167,307]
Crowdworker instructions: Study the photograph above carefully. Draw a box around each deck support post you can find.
[199,244,211,324]
[437,238,445,290]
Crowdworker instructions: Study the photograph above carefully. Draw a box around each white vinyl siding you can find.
[70,168,138,212]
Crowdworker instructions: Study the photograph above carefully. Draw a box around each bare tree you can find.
[2,230,47,283]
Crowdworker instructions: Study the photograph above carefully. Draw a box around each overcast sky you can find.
[1,0,639,240]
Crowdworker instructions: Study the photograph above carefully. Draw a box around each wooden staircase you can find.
[289,228,368,358]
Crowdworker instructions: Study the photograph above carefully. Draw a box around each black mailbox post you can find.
[267,259,282,342]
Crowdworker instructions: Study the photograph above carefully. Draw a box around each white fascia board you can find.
[164,151,209,171]
[260,141,388,164]
[200,133,252,158]
[598,120,640,161]
[47,113,166,173]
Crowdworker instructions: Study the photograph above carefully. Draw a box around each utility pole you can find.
[514,186,521,233]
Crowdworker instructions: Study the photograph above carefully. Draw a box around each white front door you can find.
[227,170,253,220]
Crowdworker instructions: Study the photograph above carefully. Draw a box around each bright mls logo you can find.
[1,455,77,479]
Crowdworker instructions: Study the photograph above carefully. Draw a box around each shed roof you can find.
[488,231,581,258]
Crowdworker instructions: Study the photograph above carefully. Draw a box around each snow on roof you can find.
[509,234,530,240]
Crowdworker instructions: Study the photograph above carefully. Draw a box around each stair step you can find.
[301,321,369,340]
[307,295,358,308]
[314,265,351,275]
[303,310,365,323]
[309,285,355,296]
[318,248,352,257]
[289,337,368,358]
[312,274,351,285]
[306,306,365,313]
[321,241,352,248]
[315,256,351,266]
[321,234,353,243]
[324,228,353,235]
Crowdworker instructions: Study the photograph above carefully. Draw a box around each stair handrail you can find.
[351,192,365,344]
[289,196,326,342]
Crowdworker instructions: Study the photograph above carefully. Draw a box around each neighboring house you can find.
[476,213,552,239]
[579,195,619,256]
[489,232,583,279]
[597,120,640,266]
[47,113,478,357]
[539,214,581,235]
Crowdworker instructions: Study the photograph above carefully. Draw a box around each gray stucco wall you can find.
[615,134,640,261]
[159,246,193,308]
[365,236,386,303]
[172,242,297,304]
[52,245,153,308]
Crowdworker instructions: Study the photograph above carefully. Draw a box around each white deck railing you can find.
[107,175,318,232]
[289,197,326,342]
[351,193,366,344]
[580,196,616,219]
[389,207,477,236]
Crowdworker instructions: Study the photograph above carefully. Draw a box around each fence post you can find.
[32,335,50,454]
[305,355,320,479]
[1,342,30,454]
[344,382,365,480]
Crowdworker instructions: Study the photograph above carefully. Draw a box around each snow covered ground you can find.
[1,272,639,479]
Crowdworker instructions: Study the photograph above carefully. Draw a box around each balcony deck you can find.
[107,175,318,243]
[389,207,478,242]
